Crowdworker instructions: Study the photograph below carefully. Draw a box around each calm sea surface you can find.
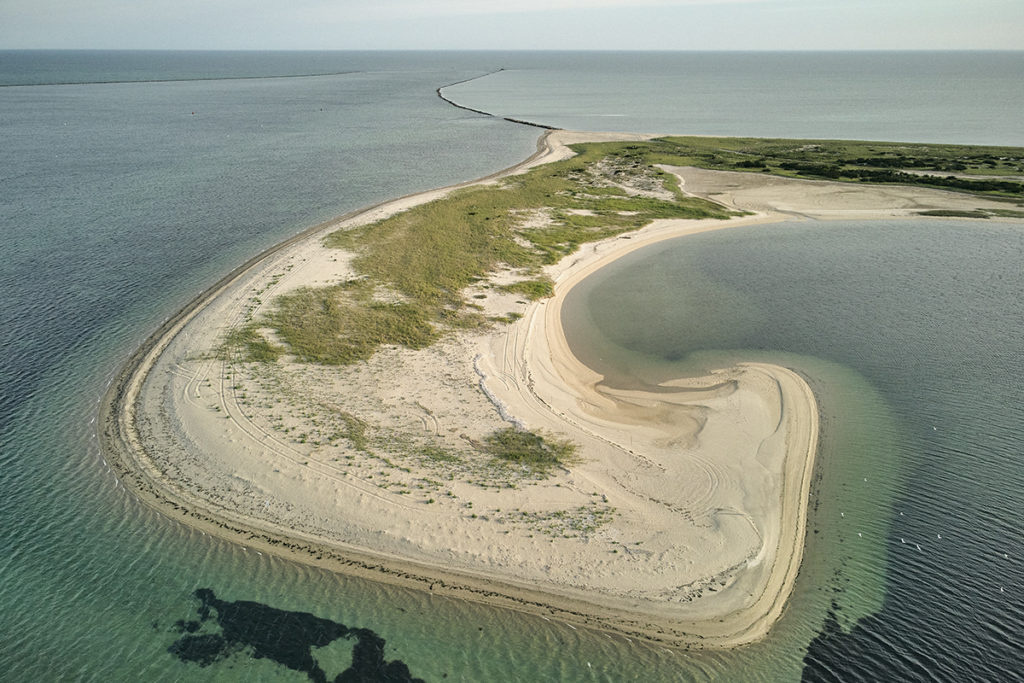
[1,51,1021,681]
[447,51,1024,146]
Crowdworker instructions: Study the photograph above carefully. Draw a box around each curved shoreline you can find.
[526,230,819,645]
[99,130,856,648]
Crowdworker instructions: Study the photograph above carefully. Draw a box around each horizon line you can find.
[3,47,1023,53]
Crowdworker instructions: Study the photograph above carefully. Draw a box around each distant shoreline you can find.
[99,129,1016,648]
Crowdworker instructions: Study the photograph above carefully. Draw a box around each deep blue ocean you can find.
[1,50,1022,681]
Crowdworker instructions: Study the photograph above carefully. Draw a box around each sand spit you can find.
[101,130,999,648]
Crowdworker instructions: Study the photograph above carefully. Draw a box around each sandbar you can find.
[101,130,1003,647]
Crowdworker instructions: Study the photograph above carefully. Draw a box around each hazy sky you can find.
[2,0,1022,50]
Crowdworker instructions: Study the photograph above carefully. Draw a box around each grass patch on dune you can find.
[221,324,285,362]
[621,136,1024,199]
[325,145,732,302]
[483,428,579,474]
[268,280,438,365]
[498,276,555,301]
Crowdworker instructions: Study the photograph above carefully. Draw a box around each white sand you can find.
[102,130,1000,647]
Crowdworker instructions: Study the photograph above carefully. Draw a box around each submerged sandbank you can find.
[101,130,1001,647]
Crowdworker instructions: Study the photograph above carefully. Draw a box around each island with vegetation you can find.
[101,130,1024,647]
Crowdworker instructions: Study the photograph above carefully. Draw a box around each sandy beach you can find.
[100,130,1011,648]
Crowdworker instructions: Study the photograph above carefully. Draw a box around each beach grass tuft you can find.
[221,324,285,363]
[268,282,438,365]
[498,276,555,301]
[483,427,578,473]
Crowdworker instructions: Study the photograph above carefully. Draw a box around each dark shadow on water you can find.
[168,588,424,682]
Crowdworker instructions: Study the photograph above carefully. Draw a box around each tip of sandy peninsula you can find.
[112,128,1014,646]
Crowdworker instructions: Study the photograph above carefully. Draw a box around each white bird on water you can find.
[917,544,922,551]
[937,533,941,539]
[901,538,906,544]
